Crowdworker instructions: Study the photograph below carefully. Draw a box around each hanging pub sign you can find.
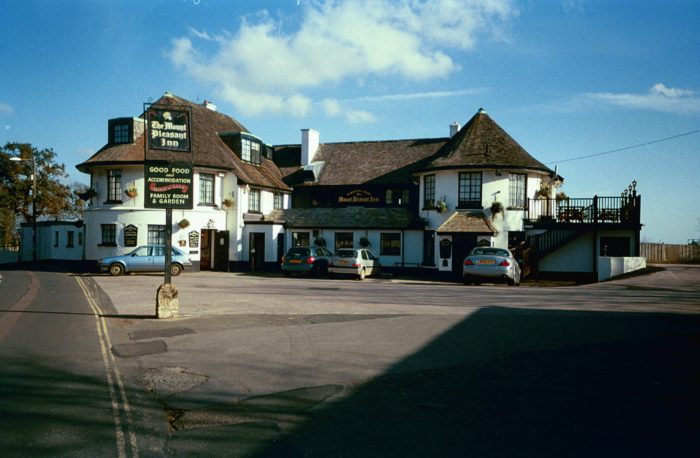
[147,107,191,152]
[123,224,138,247]
[144,162,194,209]
[188,230,199,248]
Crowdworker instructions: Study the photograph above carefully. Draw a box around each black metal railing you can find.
[526,196,640,225]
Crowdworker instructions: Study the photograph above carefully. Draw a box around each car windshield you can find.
[335,250,357,258]
[472,248,510,257]
[287,247,311,257]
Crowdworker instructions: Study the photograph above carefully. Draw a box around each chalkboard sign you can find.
[124,224,138,247]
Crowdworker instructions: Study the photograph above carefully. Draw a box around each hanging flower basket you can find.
[125,184,138,198]
[490,201,503,219]
[222,197,235,209]
[178,218,190,229]
[359,236,371,247]
[436,200,447,213]
[79,188,97,200]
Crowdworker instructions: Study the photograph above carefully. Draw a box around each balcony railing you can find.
[526,196,641,225]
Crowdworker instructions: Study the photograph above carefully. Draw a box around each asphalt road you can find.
[2,264,699,456]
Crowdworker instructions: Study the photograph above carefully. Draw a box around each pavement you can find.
[83,265,700,456]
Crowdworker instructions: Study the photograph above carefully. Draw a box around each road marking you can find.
[0,271,39,343]
[75,276,139,458]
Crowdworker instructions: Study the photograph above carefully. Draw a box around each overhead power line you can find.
[548,128,700,165]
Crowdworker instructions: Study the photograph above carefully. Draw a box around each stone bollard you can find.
[156,283,179,319]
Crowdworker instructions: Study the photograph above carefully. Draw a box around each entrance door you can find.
[276,234,286,271]
[200,229,214,270]
[451,235,478,279]
[249,233,266,271]
[214,231,229,271]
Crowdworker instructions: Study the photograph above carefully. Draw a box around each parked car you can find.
[329,248,381,280]
[281,246,333,277]
[462,247,521,286]
[98,245,192,276]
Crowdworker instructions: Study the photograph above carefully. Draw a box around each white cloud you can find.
[0,102,13,116]
[167,0,516,118]
[322,98,378,124]
[586,83,700,113]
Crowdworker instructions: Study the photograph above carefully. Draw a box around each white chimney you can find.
[301,128,320,165]
[203,100,217,111]
[449,122,460,138]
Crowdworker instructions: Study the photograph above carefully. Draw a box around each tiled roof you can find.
[76,93,290,190]
[279,138,447,186]
[418,109,553,174]
[264,207,426,229]
[436,211,498,234]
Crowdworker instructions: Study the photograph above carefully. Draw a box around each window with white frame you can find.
[274,192,283,210]
[148,225,165,245]
[107,170,122,201]
[509,173,527,208]
[458,172,482,208]
[241,138,262,164]
[248,188,261,212]
[199,173,214,205]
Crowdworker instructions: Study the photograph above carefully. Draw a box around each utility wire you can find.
[548,128,700,165]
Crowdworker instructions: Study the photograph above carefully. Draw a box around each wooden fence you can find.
[641,243,700,264]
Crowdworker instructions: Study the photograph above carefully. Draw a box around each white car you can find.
[329,248,381,280]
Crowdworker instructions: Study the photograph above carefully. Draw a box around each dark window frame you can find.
[100,224,117,246]
[147,225,165,245]
[107,169,123,203]
[423,175,436,209]
[248,188,261,213]
[380,232,401,256]
[335,232,354,251]
[458,172,482,209]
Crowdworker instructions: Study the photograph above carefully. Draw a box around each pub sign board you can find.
[144,162,194,209]
[123,224,138,247]
[147,107,191,152]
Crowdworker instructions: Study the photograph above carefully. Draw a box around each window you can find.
[335,232,354,251]
[241,138,261,164]
[248,188,261,212]
[509,173,527,208]
[386,189,409,205]
[199,173,214,205]
[274,193,283,210]
[54,231,59,247]
[292,232,310,247]
[148,225,165,245]
[458,172,482,208]
[67,231,74,248]
[423,175,435,209]
[112,123,130,144]
[107,170,122,201]
[101,224,116,246]
[380,233,401,256]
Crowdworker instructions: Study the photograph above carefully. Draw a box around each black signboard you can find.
[144,163,194,209]
[188,230,199,248]
[147,108,191,152]
[124,224,138,247]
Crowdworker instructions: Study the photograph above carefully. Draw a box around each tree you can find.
[0,143,76,223]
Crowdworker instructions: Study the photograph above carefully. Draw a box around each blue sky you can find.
[1,0,699,243]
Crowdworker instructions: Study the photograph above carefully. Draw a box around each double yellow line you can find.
[75,276,139,458]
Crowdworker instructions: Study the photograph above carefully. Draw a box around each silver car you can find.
[98,245,192,276]
[462,247,521,286]
[329,248,381,280]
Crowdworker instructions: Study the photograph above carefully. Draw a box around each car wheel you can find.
[170,263,182,276]
[109,263,124,276]
[358,268,366,280]
[463,275,471,285]
[283,271,291,277]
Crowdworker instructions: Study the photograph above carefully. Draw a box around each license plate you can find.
[478,259,496,265]
[338,260,349,265]
[290,259,301,264]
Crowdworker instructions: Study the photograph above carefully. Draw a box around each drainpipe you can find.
[401,230,405,268]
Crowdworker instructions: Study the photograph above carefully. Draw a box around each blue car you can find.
[98,245,192,276]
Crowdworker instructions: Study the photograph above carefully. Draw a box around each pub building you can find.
[73,92,641,281]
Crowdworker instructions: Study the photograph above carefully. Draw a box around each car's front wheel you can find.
[170,263,182,276]
[109,263,124,276]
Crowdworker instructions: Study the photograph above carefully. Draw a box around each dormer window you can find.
[241,137,262,165]
[108,118,133,144]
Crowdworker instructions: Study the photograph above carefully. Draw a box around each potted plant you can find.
[222,197,235,209]
[125,183,138,198]
[178,218,190,229]
[436,200,447,213]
